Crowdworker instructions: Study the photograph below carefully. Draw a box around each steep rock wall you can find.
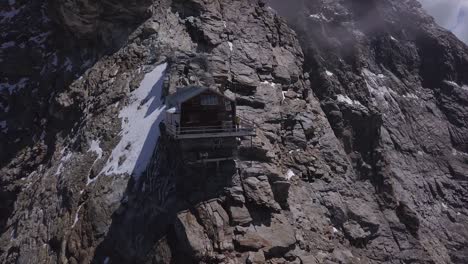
[0,0,467,263]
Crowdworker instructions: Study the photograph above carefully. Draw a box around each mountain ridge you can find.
[1,0,467,263]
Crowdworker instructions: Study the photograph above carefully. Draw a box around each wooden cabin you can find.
[164,86,255,163]
[165,86,255,140]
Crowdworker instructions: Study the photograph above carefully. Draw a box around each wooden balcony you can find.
[166,117,256,139]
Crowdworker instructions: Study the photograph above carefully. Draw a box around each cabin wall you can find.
[180,92,235,127]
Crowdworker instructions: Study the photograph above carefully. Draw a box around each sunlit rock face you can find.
[1,0,468,263]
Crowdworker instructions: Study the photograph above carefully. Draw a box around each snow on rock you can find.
[261,81,278,87]
[309,13,329,21]
[443,80,468,91]
[445,80,459,87]
[100,63,167,179]
[228,41,233,52]
[88,140,103,159]
[336,94,365,109]
[325,70,334,77]
[55,150,73,176]
[390,35,398,42]
[55,163,64,176]
[71,203,84,228]
[362,68,397,109]
[402,93,419,99]
[61,151,73,162]
[285,169,295,180]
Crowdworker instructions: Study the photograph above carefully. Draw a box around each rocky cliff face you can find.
[1,0,467,263]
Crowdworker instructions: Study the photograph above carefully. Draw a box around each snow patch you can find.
[100,63,167,179]
[309,13,329,21]
[325,70,334,77]
[228,41,233,52]
[61,152,73,162]
[403,93,418,99]
[445,80,458,87]
[55,163,64,176]
[332,227,339,233]
[336,94,365,108]
[362,69,397,108]
[261,81,278,87]
[285,169,295,180]
[390,36,398,42]
[88,140,103,159]
[441,203,448,210]
[71,203,84,228]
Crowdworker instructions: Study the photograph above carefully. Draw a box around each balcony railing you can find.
[166,117,256,139]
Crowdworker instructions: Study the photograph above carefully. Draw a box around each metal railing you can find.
[166,116,256,139]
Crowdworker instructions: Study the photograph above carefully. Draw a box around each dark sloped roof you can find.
[167,86,234,106]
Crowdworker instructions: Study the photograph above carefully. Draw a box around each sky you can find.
[418,0,468,44]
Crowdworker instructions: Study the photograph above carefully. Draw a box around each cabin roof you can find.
[167,86,234,106]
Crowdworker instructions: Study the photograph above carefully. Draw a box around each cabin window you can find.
[201,95,219,106]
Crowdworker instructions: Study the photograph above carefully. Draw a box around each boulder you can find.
[271,181,291,204]
[229,205,253,226]
[174,210,213,260]
[234,232,270,251]
[243,176,281,211]
[343,220,371,246]
[195,200,230,248]
[246,251,266,264]
[255,214,296,257]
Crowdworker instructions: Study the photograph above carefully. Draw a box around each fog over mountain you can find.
[418,0,468,43]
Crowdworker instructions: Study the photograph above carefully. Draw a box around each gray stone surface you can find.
[1,0,468,263]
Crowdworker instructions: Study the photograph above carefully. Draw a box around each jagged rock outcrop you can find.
[1,0,467,263]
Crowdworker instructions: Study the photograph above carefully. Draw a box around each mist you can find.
[266,0,468,45]
[418,0,468,44]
